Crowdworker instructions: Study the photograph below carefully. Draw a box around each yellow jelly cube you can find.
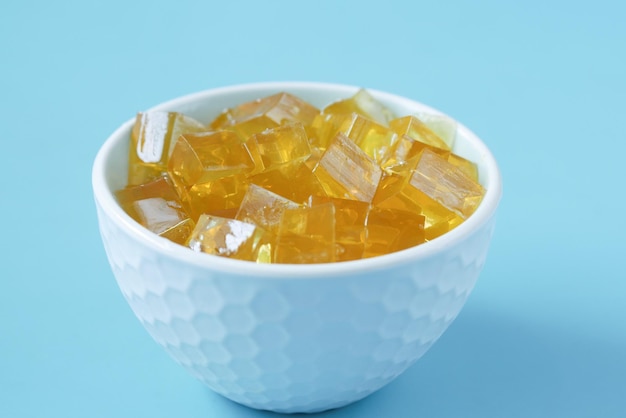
[209,92,320,139]
[248,122,311,172]
[340,113,398,164]
[181,173,249,220]
[187,214,271,262]
[323,88,395,126]
[310,196,369,262]
[275,203,336,264]
[383,133,475,181]
[236,184,301,234]
[169,130,254,184]
[374,149,484,240]
[364,207,425,258]
[447,153,479,181]
[309,112,349,150]
[413,113,457,150]
[168,131,254,219]
[411,149,484,219]
[248,162,327,204]
[115,176,195,245]
[383,134,450,172]
[128,112,205,185]
[389,115,450,151]
[313,132,382,202]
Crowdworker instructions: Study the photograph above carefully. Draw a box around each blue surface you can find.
[1,1,625,417]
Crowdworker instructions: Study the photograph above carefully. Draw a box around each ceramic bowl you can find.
[92,82,502,413]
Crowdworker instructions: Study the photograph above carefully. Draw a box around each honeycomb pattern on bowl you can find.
[96,201,496,413]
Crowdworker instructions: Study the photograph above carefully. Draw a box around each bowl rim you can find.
[92,81,502,278]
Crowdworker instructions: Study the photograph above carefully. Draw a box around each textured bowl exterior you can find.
[93,82,501,413]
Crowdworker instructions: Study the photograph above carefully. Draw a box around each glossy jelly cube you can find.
[186,214,271,262]
[413,112,457,150]
[275,203,336,264]
[390,116,450,151]
[168,130,254,219]
[411,149,484,219]
[209,92,320,138]
[248,162,327,205]
[310,196,369,262]
[128,112,205,185]
[364,207,425,258]
[248,122,312,172]
[374,149,484,240]
[236,184,301,234]
[340,113,398,164]
[115,176,195,245]
[313,132,382,202]
[323,88,395,126]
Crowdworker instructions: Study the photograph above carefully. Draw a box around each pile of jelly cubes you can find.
[115,89,485,263]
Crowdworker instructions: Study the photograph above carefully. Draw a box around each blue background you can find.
[1,1,625,417]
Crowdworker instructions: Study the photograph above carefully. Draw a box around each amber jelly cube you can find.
[310,196,369,262]
[364,207,425,258]
[383,132,476,181]
[313,132,382,202]
[187,214,272,262]
[168,130,254,219]
[413,113,457,150]
[411,149,485,219]
[340,113,398,164]
[374,149,484,240]
[115,176,195,245]
[383,134,450,172]
[249,161,327,205]
[447,153,479,181]
[236,184,301,234]
[275,203,336,264]
[323,88,395,126]
[389,115,451,151]
[209,92,320,139]
[248,122,312,172]
[309,112,349,150]
[128,112,205,185]
[169,130,254,184]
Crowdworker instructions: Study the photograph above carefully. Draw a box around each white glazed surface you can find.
[93,82,502,413]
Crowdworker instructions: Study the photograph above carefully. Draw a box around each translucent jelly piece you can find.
[183,173,249,220]
[448,153,479,181]
[115,176,195,245]
[304,147,324,170]
[373,170,423,213]
[340,113,398,164]
[248,122,311,171]
[414,113,457,150]
[309,112,349,150]
[323,89,395,126]
[129,112,205,185]
[248,162,327,204]
[310,196,369,262]
[411,149,485,219]
[313,132,382,202]
[275,203,336,264]
[236,184,301,234]
[168,130,254,185]
[383,134,450,172]
[364,207,425,258]
[389,116,450,151]
[373,165,461,239]
[187,214,271,262]
[209,92,320,139]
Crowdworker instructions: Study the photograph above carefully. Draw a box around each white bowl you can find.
[92,82,502,413]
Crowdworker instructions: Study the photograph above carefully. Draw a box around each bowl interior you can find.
[93,82,501,275]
